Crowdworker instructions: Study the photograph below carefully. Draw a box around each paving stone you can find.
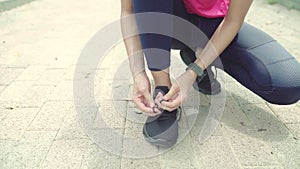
[15,65,46,81]
[17,84,56,107]
[263,135,300,169]
[224,130,280,167]
[193,135,243,169]
[0,108,11,122]
[285,123,300,139]
[94,80,113,101]
[40,139,93,169]
[81,144,121,169]
[0,131,56,169]
[35,68,67,85]
[226,82,266,105]
[241,104,291,137]
[126,106,147,124]
[55,109,88,140]
[160,135,204,169]
[123,119,159,158]
[121,156,161,169]
[0,108,39,140]
[221,96,253,130]
[0,85,7,94]
[48,80,73,101]
[267,103,300,123]
[188,105,224,142]
[244,166,284,169]
[89,128,124,156]
[93,100,126,129]
[27,101,72,131]
[0,67,25,85]
[0,81,34,101]
[67,66,98,81]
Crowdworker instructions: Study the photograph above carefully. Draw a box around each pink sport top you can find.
[183,0,230,18]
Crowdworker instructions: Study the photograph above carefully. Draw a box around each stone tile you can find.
[67,66,97,81]
[55,110,88,140]
[224,130,280,167]
[122,120,159,158]
[15,65,46,81]
[121,157,161,169]
[0,67,25,85]
[95,79,132,103]
[267,103,300,123]
[40,139,93,169]
[188,105,224,142]
[264,136,300,169]
[241,104,291,137]
[93,100,126,129]
[226,82,266,105]
[160,135,204,169]
[94,80,113,101]
[28,101,72,131]
[194,136,242,169]
[89,129,124,156]
[0,85,7,94]
[35,68,67,85]
[0,131,56,169]
[126,106,147,125]
[0,140,17,168]
[48,80,73,101]
[0,108,11,122]
[220,96,254,135]
[0,81,34,101]
[286,123,300,139]
[16,85,56,107]
[0,108,40,140]
[244,166,284,169]
[111,79,132,101]
[81,144,121,169]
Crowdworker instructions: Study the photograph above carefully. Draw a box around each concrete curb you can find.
[0,0,36,12]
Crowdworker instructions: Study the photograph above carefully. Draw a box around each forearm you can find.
[194,18,242,71]
[120,2,145,78]
[193,0,253,72]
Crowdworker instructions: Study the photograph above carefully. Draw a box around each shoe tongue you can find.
[153,86,169,99]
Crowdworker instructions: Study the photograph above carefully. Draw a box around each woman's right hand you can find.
[132,71,161,116]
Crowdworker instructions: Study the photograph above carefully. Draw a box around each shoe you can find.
[180,48,221,95]
[143,86,180,148]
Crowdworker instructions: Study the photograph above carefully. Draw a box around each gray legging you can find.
[132,0,300,105]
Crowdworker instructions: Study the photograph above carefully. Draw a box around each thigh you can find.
[220,23,300,104]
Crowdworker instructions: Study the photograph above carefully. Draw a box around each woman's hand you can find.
[156,70,197,111]
[132,71,161,116]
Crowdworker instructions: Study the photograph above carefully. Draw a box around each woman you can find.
[121,0,300,147]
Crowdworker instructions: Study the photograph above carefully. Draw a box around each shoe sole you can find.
[142,127,177,148]
[193,82,222,95]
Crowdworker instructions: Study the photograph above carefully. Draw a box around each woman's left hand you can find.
[155,70,197,111]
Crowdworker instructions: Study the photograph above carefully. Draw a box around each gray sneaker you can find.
[142,86,180,148]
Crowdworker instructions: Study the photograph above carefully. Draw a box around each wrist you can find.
[186,62,204,79]
[186,69,198,80]
[133,70,146,82]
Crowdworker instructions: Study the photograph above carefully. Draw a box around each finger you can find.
[161,95,183,110]
[163,85,178,101]
[154,92,163,105]
[132,97,160,116]
[152,106,162,115]
[140,87,151,101]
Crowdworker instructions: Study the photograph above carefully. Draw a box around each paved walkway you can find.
[0,0,300,168]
